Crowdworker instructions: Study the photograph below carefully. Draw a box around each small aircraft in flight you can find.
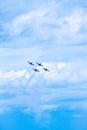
[43,68,50,72]
[28,61,34,66]
[33,68,39,72]
[36,62,43,66]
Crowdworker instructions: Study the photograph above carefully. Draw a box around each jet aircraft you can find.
[36,62,43,66]
[43,68,50,72]
[33,68,39,72]
[28,61,34,66]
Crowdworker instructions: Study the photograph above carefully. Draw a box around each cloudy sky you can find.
[0,0,87,130]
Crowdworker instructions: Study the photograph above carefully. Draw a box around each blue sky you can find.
[0,0,87,130]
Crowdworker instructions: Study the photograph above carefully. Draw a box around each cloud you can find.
[0,0,87,117]
[42,59,87,83]
[0,107,11,114]
[0,69,28,85]
[0,47,44,70]
[0,58,87,85]
[2,4,87,45]
[1,1,87,46]
[40,104,58,111]
[0,58,86,116]
[4,9,48,35]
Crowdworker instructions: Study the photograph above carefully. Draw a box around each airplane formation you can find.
[28,61,50,72]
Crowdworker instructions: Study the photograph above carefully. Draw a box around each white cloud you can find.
[0,69,28,85]
[0,107,11,114]
[0,47,44,70]
[5,9,48,35]
[42,59,87,83]
[0,59,87,86]
[1,0,87,48]
[72,114,84,118]
[64,9,83,34]
[3,6,87,44]
[0,58,87,115]
[40,104,58,111]
[0,0,87,116]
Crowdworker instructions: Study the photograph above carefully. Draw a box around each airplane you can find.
[43,68,50,72]
[36,62,43,66]
[28,61,34,66]
[33,68,39,72]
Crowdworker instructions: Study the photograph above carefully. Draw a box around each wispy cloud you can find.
[0,69,27,85]
[0,0,87,120]
[40,59,87,83]
[0,59,87,85]
[0,58,86,116]
[0,47,44,70]
[4,9,47,36]
[2,4,87,45]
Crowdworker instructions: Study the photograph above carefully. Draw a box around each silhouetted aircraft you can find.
[43,68,50,72]
[33,68,39,72]
[28,61,34,66]
[37,62,43,66]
